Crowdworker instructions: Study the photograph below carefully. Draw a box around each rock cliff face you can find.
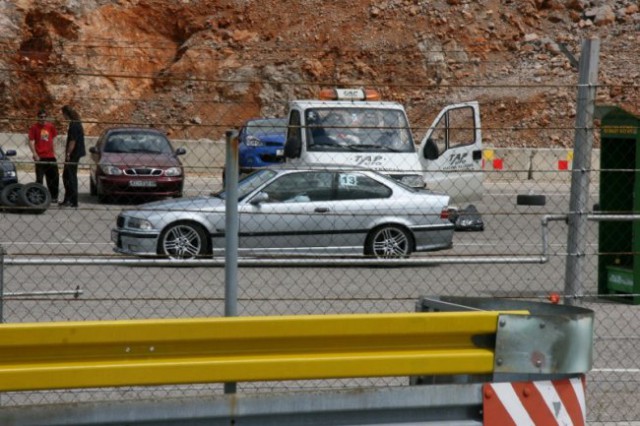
[0,0,638,146]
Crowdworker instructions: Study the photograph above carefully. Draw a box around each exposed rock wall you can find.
[0,0,638,146]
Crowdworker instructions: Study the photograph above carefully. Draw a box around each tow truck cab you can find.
[283,88,483,203]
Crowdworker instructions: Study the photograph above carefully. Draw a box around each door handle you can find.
[314,207,329,213]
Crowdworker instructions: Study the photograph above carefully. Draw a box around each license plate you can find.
[129,180,157,188]
[111,229,118,244]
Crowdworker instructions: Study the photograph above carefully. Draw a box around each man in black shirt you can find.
[59,105,86,207]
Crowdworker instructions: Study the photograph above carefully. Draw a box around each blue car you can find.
[238,118,287,174]
[0,146,18,189]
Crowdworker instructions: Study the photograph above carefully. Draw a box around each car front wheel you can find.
[365,225,413,259]
[159,222,210,259]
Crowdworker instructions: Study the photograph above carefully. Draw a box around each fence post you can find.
[564,38,600,304]
[224,130,239,394]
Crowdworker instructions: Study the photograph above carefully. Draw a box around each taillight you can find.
[440,207,450,220]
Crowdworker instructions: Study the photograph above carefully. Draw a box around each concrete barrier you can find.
[1,132,600,183]
[483,147,601,184]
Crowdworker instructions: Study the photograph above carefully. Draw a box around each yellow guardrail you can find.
[0,311,527,392]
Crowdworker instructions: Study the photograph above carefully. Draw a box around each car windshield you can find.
[215,169,278,200]
[246,118,287,137]
[305,107,415,153]
[104,132,173,154]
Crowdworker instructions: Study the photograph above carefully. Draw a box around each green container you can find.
[597,106,640,304]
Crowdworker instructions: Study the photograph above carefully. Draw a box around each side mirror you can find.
[423,138,439,160]
[175,147,187,156]
[250,192,269,205]
[89,146,98,154]
[284,138,301,159]
[5,149,16,156]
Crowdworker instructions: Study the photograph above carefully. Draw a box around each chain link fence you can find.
[1,73,640,423]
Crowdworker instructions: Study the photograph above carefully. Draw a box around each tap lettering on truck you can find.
[354,155,385,167]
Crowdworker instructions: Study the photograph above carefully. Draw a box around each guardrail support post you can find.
[565,37,600,305]
[224,130,239,394]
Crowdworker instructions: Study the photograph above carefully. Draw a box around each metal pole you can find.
[224,130,239,394]
[0,245,4,323]
[0,245,3,406]
[564,38,600,305]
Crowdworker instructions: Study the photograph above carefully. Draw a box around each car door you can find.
[329,171,394,251]
[417,101,483,203]
[237,171,337,255]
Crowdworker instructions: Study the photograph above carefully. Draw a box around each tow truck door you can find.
[417,101,483,204]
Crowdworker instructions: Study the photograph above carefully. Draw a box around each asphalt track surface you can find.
[0,173,638,423]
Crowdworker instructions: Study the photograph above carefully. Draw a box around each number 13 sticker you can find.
[340,174,358,186]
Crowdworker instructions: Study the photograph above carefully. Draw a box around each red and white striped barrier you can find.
[483,376,586,425]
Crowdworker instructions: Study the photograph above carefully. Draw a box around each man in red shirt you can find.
[28,108,59,201]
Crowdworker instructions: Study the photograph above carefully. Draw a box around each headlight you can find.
[245,136,264,147]
[100,164,122,175]
[4,170,16,178]
[128,217,154,230]
[400,175,424,188]
[164,167,182,177]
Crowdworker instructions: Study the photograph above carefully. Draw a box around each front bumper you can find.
[111,228,161,256]
[99,175,183,197]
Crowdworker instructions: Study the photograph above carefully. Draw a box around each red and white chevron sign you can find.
[483,376,586,425]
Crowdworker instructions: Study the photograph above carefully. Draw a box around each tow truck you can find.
[283,88,484,203]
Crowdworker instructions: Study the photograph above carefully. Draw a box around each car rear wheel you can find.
[1,183,24,208]
[159,222,210,259]
[365,225,413,259]
[18,182,51,214]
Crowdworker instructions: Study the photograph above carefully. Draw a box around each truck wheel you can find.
[1,183,24,208]
[365,225,413,259]
[18,182,51,214]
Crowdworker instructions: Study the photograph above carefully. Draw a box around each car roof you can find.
[289,100,405,110]
[102,127,168,136]
[243,117,287,126]
[268,163,377,174]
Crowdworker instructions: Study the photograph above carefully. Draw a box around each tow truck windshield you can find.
[305,108,415,153]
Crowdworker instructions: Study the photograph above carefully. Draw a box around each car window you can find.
[104,133,172,154]
[262,171,333,203]
[216,169,278,201]
[306,108,415,152]
[246,119,286,137]
[336,172,391,200]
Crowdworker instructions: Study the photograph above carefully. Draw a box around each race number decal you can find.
[339,174,358,186]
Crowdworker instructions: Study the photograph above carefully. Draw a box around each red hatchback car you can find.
[89,127,186,203]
